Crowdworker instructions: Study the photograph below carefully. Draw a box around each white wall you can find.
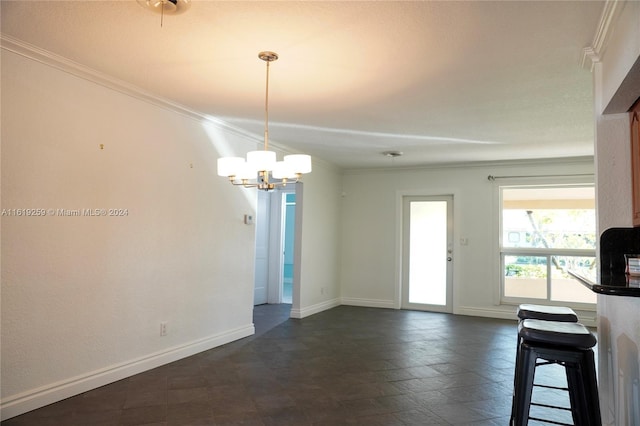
[292,159,343,318]
[591,1,640,424]
[339,159,595,320]
[0,49,262,419]
[0,44,344,419]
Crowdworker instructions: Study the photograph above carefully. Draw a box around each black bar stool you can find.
[512,319,601,426]
[511,304,579,423]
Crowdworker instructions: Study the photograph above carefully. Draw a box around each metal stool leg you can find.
[513,343,537,426]
[582,349,602,425]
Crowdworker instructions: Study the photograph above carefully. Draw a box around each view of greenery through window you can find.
[501,186,597,305]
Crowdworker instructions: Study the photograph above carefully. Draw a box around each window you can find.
[500,185,596,307]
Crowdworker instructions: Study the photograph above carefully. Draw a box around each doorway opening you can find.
[254,185,300,311]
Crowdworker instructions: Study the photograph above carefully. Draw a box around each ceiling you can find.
[0,1,605,169]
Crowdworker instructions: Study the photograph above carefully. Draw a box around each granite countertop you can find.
[568,269,640,297]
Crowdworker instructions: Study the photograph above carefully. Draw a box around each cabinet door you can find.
[632,104,640,226]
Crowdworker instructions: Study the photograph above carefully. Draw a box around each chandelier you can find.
[217,51,312,191]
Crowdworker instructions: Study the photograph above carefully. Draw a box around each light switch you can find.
[244,214,254,225]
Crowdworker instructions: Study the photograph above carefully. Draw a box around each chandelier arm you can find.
[228,176,298,191]
[228,177,246,186]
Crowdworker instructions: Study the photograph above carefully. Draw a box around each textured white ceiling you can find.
[1,1,605,169]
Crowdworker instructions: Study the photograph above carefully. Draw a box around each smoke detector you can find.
[382,151,403,158]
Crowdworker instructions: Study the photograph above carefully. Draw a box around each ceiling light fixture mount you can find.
[258,51,278,63]
[217,52,312,191]
[137,0,190,27]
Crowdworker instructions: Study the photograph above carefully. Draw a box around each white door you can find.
[401,195,453,313]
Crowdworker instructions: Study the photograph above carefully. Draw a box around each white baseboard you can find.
[454,305,519,321]
[290,298,341,319]
[0,324,254,421]
[340,297,396,309]
[454,305,597,327]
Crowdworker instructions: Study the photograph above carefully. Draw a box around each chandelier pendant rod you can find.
[264,58,270,152]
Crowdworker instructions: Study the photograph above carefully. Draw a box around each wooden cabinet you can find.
[632,100,640,226]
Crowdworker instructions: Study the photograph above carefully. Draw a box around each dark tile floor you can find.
[2,305,581,425]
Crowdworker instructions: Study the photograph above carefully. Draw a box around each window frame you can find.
[497,180,596,311]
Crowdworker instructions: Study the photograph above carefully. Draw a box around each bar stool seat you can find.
[517,304,578,322]
[512,319,601,426]
[518,319,596,348]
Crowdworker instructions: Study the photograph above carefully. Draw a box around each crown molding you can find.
[581,0,621,71]
[0,34,266,146]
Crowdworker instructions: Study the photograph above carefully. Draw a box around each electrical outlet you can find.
[160,322,168,336]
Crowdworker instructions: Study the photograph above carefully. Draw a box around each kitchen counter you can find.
[568,269,640,297]
[572,227,640,297]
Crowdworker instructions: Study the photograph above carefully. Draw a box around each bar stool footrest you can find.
[528,416,573,426]
[533,383,569,391]
[531,402,572,411]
